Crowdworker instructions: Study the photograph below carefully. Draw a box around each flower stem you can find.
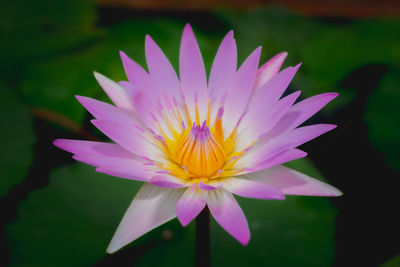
[195,207,210,267]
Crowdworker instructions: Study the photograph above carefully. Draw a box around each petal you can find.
[120,51,154,92]
[96,167,150,182]
[223,177,284,200]
[207,189,250,245]
[53,139,150,181]
[208,30,237,100]
[145,35,180,99]
[179,24,208,120]
[75,95,139,126]
[253,51,288,90]
[176,188,207,226]
[244,165,343,196]
[237,124,336,169]
[251,64,301,111]
[118,81,137,97]
[150,175,188,189]
[223,47,261,135]
[107,184,184,253]
[53,139,132,158]
[237,90,301,150]
[266,92,339,139]
[198,181,222,191]
[242,149,307,173]
[73,154,150,182]
[91,120,152,157]
[93,72,134,111]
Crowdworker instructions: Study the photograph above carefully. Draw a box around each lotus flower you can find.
[54,24,342,253]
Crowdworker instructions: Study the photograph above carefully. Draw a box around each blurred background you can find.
[1,0,399,266]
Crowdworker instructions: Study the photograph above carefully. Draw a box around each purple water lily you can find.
[54,24,342,253]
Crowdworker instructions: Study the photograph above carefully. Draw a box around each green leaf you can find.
[0,83,35,197]
[366,68,400,170]
[380,254,400,267]
[6,164,143,266]
[0,0,98,80]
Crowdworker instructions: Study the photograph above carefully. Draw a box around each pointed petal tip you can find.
[52,139,63,148]
[177,214,191,227]
[119,50,127,57]
[226,30,234,38]
[239,236,250,246]
[184,22,193,31]
[331,187,343,197]
[106,243,119,254]
[295,62,303,69]
[328,92,339,98]
[280,51,288,57]
[93,70,101,78]
[145,34,154,44]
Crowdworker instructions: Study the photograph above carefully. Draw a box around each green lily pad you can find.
[6,164,143,266]
[0,0,98,81]
[0,83,35,197]
[380,254,400,267]
[365,68,400,170]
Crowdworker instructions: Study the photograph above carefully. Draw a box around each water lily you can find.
[54,24,342,253]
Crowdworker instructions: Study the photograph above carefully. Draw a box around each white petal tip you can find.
[106,244,120,254]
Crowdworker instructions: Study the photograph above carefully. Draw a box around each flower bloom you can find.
[54,24,342,253]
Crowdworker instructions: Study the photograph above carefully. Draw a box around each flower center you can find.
[151,100,245,182]
[178,121,226,177]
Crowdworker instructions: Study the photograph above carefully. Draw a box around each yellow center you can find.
[151,100,247,183]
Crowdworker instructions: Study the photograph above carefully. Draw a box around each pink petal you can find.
[237,91,300,150]
[96,167,149,182]
[145,35,180,99]
[53,139,150,181]
[150,175,188,189]
[93,72,134,111]
[118,81,136,97]
[120,51,151,87]
[242,149,307,173]
[207,189,250,245]
[179,24,208,121]
[107,184,184,253]
[75,95,139,126]
[91,120,152,157]
[208,30,237,101]
[223,47,261,135]
[197,181,222,191]
[253,51,288,90]
[266,92,339,139]
[237,124,336,169]
[251,64,301,111]
[72,154,150,182]
[176,188,207,226]
[222,177,284,200]
[244,165,343,196]
[53,139,132,158]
